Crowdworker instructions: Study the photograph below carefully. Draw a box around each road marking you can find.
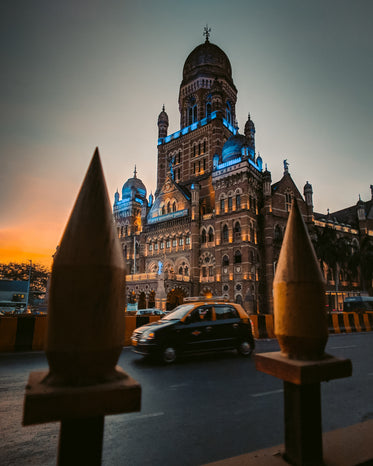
[331,345,357,350]
[125,412,164,421]
[251,389,284,398]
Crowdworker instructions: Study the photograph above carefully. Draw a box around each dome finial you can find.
[203,24,211,43]
[134,165,137,178]
[162,104,165,112]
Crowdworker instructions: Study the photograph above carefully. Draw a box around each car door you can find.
[212,304,241,349]
[175,305,215,352]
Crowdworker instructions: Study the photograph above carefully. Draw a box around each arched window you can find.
[225,101,232,124]
[274,225,282,244]
[208,227,214,242]
[193,105,197,122]
[222,224,229,243]
[235,294,243,305]
[201,228,207,243]
[250,225,255,243]
[161,205,165,215]
[234,250,242,264]
[222,255,229,267]
[179,266,183,275]
[236,194,241,210]
[206,94,212,117]
[220,198,225,212]
[172,201,177,212]
[234,222,241,241]
[188,107,193,125]
[167,202,171,214]
[285,192,292,212]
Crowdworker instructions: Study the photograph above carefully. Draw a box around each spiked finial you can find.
[45,148,126,386]
[273,198,328,360]
[203,24,211,42]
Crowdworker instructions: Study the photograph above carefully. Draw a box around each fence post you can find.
[256,199,352,466]
[23,148,141,465]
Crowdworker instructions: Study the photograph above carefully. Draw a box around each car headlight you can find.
[140,331,155,342]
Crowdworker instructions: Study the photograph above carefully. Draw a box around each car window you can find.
[214,305,239,320]
[188,306,213,323]
[162,304,194,320]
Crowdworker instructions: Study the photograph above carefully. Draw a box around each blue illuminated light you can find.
[215,156,263,173]
[217,157,242,170]
[222,118,238,135]
[158,111,226,146]
[148,209,189,224]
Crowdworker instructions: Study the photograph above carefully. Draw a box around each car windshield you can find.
[161,304,195,320]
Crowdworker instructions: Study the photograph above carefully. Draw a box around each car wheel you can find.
[237,341,253,357]
[162,346,177,364]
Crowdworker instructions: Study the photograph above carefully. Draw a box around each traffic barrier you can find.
[1,312,372,352]
[249,314,275,339]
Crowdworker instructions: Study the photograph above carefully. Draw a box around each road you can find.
[1,333,372,466]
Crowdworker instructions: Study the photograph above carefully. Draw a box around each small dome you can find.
[182,41,233,86]
[304,181,312,192]
[158,105,169,125]
[244,114,255,134]
[221,134,247,163]
[122,167,147,203]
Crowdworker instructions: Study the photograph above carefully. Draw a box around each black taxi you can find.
[131,298,255,363]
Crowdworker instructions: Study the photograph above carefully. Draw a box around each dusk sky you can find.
[1,0,372,267]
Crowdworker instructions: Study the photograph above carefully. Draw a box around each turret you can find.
[304,181,313,208]
[244,113,255,157]
[263,167,272,197]
[157,105,169,139]
[357,195,366,221]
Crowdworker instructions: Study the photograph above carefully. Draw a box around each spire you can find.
[134,166,137,178]
[203,24,211,43]
[283,159,289,175]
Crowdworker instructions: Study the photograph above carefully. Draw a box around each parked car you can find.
[135,308,165,316]
[343,296,373,313]
[131,298,255,363]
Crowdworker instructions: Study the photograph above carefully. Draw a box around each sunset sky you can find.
[1,0,372,268]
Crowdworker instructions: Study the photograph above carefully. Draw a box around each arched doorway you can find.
[167,288,186,311]
[138,292,146,309]
[148,290,156,308]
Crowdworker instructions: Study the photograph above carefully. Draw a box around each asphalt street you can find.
[0,333,372,466]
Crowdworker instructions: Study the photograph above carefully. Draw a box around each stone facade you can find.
[113,36,373,313]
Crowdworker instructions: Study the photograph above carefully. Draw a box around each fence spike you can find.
[273,198,328,360]
[45,147,126,386]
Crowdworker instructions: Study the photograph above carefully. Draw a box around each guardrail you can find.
[1,311,372,352]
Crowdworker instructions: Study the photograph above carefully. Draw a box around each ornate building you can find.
[113,31,373,313]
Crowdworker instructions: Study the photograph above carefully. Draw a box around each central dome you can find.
[182,40,233,85]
